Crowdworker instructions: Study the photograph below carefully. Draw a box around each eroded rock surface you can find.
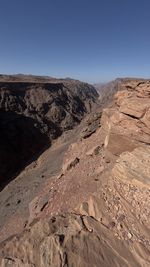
[101,80,150,156]
[0,213,147,267]
[112,146,150,186]
[0,78,150,267]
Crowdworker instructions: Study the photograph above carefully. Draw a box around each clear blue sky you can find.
[0,0,150,83]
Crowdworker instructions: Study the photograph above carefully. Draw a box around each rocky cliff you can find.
[0,78,150,267]
[0,77,98,188]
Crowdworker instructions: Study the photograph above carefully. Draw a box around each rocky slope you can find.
[0,76,98,188]
[0,78,150,267]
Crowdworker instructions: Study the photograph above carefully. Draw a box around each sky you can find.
[0,0,150,83]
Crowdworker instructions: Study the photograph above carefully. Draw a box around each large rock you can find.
[62,157,80,172]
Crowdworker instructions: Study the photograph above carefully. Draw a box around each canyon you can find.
[0,76,149,267]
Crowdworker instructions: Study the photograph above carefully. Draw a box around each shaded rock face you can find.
[0,79,98,188]
[0,111,49,188]
[80,111,102,139]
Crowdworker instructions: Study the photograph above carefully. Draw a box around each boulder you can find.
[86,145,101,156]
[62,157,80,172]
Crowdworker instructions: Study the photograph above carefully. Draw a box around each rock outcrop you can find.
[101,80,150,156]
[0,213,147,267]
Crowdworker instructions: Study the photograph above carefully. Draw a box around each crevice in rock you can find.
[120,111,139,120]
[63,252,69,267]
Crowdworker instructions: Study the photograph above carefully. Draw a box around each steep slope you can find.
[0,79,150,267]
[0,77,98,188]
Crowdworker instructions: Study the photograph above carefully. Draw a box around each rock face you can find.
[112,146,150,186]
[95,78,129,107]
[0,213,145,267]
[0,78,150,267]
[101,80,150,156]
[0,77,98,188]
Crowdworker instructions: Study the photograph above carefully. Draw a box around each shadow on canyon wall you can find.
[0,110,50,190]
